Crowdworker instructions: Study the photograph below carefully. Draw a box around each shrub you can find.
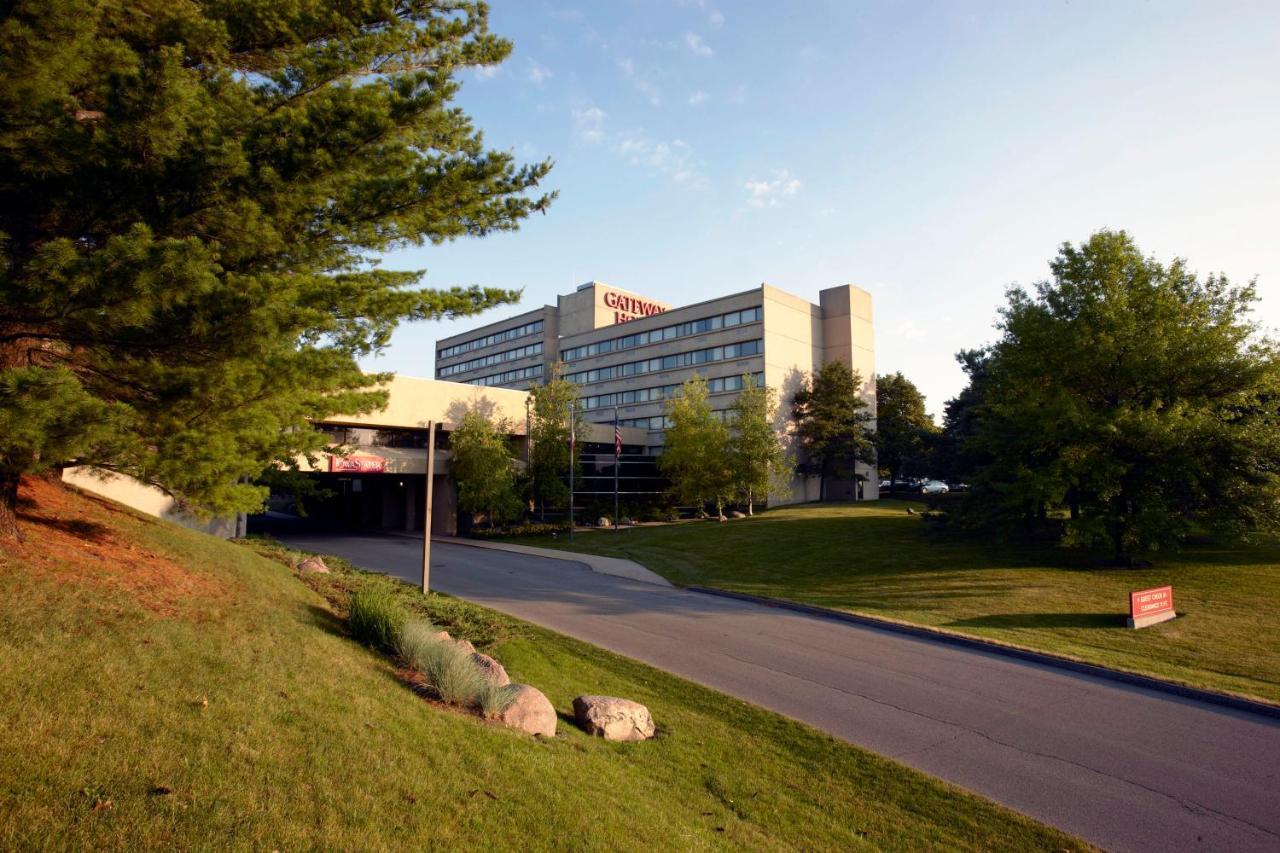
[397,619,489,706]
[477,683,519,718]
[348,586,406,652]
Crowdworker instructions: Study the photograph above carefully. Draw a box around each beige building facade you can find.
[436,280,878,504]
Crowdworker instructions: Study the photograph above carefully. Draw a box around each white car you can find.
[920,480,949,495]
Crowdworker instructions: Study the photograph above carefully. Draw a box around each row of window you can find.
[438,320,544,360]
[618,409,731,431]
[581,373,764,411]
[561,306,763,362]
[438,341,544,377]
[564,339,762,384]
[470,363,544,387]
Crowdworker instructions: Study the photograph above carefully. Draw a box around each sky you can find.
[363,0,1280,420]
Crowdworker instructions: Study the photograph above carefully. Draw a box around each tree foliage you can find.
[728,375,789,514]
[873,372,937,487]
[963,230,1280,562]
[449,411,520,527]
[526,362,582,516]
[0,0,553,538]
[659,376,733,518]
[790,361,875,500]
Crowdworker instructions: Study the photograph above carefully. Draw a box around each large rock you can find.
[471,652,510,686]
[496,685,556,737]
[296,556,329,574]
[572,695,655,742]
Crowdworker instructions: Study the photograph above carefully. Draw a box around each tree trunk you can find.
[0,471,21,542]
[747,494,754,516]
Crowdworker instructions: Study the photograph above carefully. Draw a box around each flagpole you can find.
[568,404,575,541]
[614,406,620,532]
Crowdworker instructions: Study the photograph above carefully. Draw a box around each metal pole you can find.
[568,406,575,541]
[614,406,620,532]
[421,420,436,593]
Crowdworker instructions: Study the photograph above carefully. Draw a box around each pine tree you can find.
[659,376,733,519]
[526,363,582,518]
[790,361,875,501]
[0,0,553,538]
[727,375,789,515]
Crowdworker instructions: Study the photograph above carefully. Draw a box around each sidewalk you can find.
[431,535,672,587]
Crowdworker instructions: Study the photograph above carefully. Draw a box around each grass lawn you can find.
[504,500,1280,706]
[0,478,1087,851]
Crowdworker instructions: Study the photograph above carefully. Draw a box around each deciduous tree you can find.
[526,363,582,518]
[967,230,1280,563]
[449,411,520,528]
[874,372,938,489]
[0,0,553,539]
[728,375,789,515]
[790,361,875,501]
[659,376,733,519]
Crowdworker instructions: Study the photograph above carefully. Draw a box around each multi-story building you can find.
[435,280,877,503]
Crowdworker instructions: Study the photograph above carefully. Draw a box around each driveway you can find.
[274,529,1280,853]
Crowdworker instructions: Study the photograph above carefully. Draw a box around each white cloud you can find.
[474,64,502,80]
[687,90,709,106]
[709,9,725,28]
[683,31,714,57]
[729,84,748,105]
[891,319,928,341]
[744,169,802,208]
[526,59,553,87]
[616,130,707,188]
[617,57,661,106]
[571,105,607,144]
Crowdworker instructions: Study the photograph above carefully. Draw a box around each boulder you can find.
[471,652,510,686]
[496,685,556,737]
[596,516,612,528]
[728,510,747,519]
[432,630,452,642]
[572,695,655,742]
[454,639,476,654]
[296,556,329,574]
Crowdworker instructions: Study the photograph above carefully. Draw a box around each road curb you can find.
[687,586,1280,722]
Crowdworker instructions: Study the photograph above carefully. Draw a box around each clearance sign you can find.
[603,290,667,325]
[1127,585,1176,629]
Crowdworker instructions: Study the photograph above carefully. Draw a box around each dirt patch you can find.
[2,476,232,617]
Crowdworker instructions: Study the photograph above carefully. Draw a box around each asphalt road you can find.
[275,530,1280,853]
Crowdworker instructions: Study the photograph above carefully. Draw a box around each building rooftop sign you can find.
[603,290,668,325]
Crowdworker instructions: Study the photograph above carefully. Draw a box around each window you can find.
[438,342,543,377]
[438,320,543,359]
[560,304,764,361]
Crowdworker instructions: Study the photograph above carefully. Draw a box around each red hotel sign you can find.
[1128,585,1175,629]
[329,455,386,474]
[603,290,667,325]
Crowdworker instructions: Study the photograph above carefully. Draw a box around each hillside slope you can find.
[0,477,1085,851]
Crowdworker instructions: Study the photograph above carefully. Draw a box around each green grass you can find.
[0,483,1088,851]
[505,500,1280,706]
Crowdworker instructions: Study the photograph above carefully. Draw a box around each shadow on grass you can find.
[945,612,1125,630]
[303,603,349,639]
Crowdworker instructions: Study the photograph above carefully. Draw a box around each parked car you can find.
[946,482,970,493]
[920,480,950,495]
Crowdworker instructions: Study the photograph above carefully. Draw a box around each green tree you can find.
[874,372,938,489]
[449,411,520,528]
[934,350,991,484]
[728,375,789,515]
[790,361,875,501]
[526,363,582,518]
[659,376,733,519]
[0,0,553,538]
[969,230,1280,563]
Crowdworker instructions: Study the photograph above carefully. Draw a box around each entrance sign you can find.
[1127,585,1176,629]
[329,455,386,474]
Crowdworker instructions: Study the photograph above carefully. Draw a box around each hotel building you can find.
[435,280,878,504]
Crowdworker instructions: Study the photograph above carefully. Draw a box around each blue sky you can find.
[365,0,1280,419]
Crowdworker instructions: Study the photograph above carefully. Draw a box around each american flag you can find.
[614,423,622,460]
